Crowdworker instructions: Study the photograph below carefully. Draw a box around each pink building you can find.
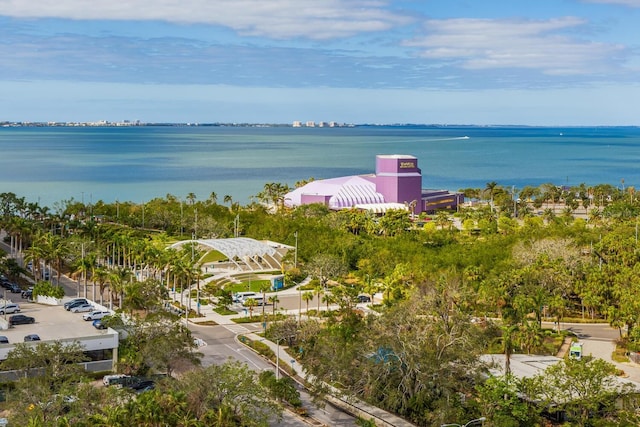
[284,154,462,214]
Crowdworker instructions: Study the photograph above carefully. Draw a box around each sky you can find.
[1,0,639,125]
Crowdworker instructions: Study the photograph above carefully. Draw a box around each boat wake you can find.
[426,136,470,141]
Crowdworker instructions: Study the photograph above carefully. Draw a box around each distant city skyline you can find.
[1,1,640,126]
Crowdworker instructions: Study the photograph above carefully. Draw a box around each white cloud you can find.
[0,0,412,40]
[404,17,627,75]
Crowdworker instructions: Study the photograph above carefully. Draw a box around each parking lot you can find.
[0,298,113,346]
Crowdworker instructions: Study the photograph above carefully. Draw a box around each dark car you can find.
[22,289,33,300]
[129,380,155,393]
[92,319,107,330]
[8,314,35,325]
[64,298,89,311]
[0,336,9,344]
[8,283,22,293]
[24,334,41,342]
[357,295,372,303]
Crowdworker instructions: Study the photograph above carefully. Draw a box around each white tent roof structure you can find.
[169,237,281,271]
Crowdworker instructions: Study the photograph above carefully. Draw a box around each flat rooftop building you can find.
[0,299,118,380]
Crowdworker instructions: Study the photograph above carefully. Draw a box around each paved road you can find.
[190,321,357,426]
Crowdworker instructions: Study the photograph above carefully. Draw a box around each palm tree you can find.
[314,284,323,314]
[244,298,258,319]
[109,267,133,309]
[207,192,218,205]
[268,294,280,310]
[322,292,336,312]
[223,195,233,210]
[49,234,69,286]
[484,181,499,208]
[94,266,110,304]
[260,282,270,319]
[501,323,519,376]
[302,291,314,319]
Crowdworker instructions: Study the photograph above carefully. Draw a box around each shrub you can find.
[32,281,65,299]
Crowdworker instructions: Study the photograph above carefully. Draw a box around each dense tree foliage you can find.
[3,181,640,424]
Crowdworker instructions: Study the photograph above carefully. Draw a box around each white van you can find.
[242,296,264,306]
[233,292,256,303]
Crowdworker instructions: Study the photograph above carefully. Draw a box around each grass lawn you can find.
[227,279,272,293]
[200,250,227,264]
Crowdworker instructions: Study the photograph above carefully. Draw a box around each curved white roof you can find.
[169,237,277,259]
[285,175,385,209]
[353,203,409,214]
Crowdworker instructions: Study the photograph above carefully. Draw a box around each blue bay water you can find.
[1,125,639,207]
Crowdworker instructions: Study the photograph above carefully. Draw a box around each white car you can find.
[103,374,130,387]
[0,303,20,315]
[83,310,110,321]
[70,303,94,313]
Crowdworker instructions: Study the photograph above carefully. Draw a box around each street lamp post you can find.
[276,338,281,380]
[294,231,298,269]
[298,285,302,324]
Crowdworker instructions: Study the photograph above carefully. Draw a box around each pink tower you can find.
[374,154,423,214]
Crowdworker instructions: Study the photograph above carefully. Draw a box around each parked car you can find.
[0,336,9,344]
[22,288,33,300]
[8,314,35,325]
[129,380,155,393]
[24,334,41,342]
[64,298,89,311]
[0,303,21,314]
[83,310,110,321]
[8,283,22,293]
[70,303,94,313]
[93,319,107,330]
[103,374,131,387]
[0,280,15,290]
[357,295,372,303]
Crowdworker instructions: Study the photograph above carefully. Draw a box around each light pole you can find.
[294,231,298,269]
[441,417,486,427]
[276,338,281,380]
[80,242,85,298]
[298,285,302,324]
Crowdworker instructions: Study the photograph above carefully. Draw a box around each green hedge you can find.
[33,281,65,299]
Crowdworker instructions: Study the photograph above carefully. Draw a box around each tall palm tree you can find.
[109,267,133,310]
[223,195,233,210]
[94,266,110,304]
[484,181,499,207]
[47,233,69,286]
[314,284,323,314]
[302,291,314,319]
[244,298,258,319]
[268,294,280,310]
